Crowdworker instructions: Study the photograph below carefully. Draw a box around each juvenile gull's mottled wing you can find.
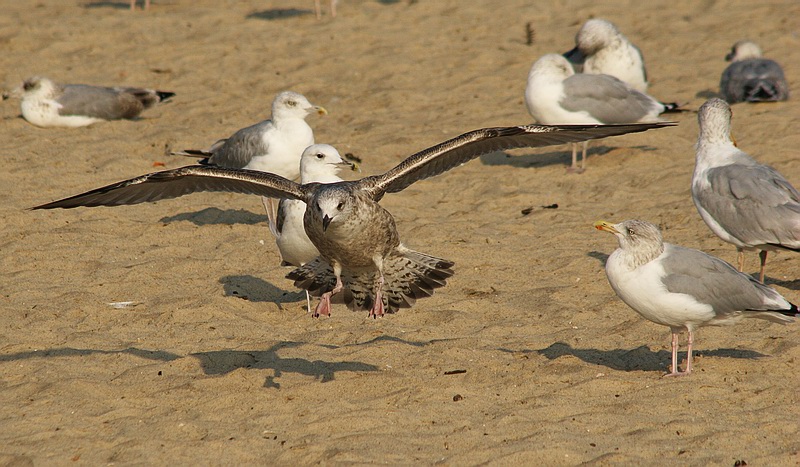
[360,123,673,199]
[32,166,308,210]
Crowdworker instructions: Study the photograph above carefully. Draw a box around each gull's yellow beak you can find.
[315,106,328,116]
[594,220,619,234]
[731,132,737,147]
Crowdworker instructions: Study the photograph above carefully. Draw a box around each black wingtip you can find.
[156,91,176,103]
[661,102,687,113]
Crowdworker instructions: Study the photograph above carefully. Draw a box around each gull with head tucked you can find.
[595,219,798,376]
[33,122,670,318]
[3,76,174,128]
[692,98,800,282]
[720,40,789,104]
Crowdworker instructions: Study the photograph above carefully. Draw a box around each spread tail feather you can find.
[286,249,454,314]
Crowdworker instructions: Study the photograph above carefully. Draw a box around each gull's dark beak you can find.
[724,51,734,62]
[335,160,356,171]
[563,46,585,64]
[322,214,332,232]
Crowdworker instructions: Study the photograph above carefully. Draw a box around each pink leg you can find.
[736,248,744,272]
[330,0,338,17]
[758,250,768,283]
[313,276,343,318]
[667,331,680,376]
[368,274,386,318]
[684,330,694,375]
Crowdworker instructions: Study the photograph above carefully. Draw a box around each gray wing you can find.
[720,59,789,103]
[359,122,673,199]
[205,120,273,168]
[58,85,148,119]
[560,74,660,123]
[661,244,789,315]
[32,166,308,210]
[699,163,800,249]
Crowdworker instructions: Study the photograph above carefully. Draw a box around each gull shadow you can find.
[696,89,721,99]
[480,145,657,169]
[159,207,267,226]
[0,347,181,363]
[220,274,305,307]
[587,251,609,266]
[83,1,135,9]
[246,8,312,20]
[500,341,765,373]
[766,276,800,291]
[191,341,379,388]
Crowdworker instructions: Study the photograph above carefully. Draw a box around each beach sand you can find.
[1,0,799,464]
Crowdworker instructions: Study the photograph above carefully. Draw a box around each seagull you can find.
[269,144,354,311]
[563,18,648,92]
[525,53,676,172]
[3,76,174,128]
[595,219,798,376]
[172,91,327,180]
[692,98,800,282]
[720,40,789,104]
[171,90,327,223]
[33,122,672,318]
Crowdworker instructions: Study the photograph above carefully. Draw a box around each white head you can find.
[595,219,665,266]
[271,90,328,121]
[529,54,575,82]
[575,19,623,53]
[725,41,763,62]
[299,144,354,183]
[7,76,58,101]
[697,98,733,146]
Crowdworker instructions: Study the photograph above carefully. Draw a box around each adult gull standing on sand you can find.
[525,54,676,172]
[172,90,327,221]
[33,122,671,317]
[563,18,648,92]
[595,219,798,376]
[692,98,800,282]
[720,40,789,104]
[269,144,354,311]
[3,76,174,128]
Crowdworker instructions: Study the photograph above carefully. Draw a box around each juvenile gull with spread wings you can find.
[595,219,798,376]
[692,98,800,282]
[563,18,648,92]
[34,122,672,317]
[525,54,677,172]
[3,76,174,128]
[720,41,789,104]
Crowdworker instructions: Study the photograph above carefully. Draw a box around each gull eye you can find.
[23,81,35,90]
[627,228,635,236]
[316,153,325,159]
[286,100,296,107]
[336,202,344,211]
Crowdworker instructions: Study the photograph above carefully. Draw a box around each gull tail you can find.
[123,88,175,109]
[169,149,212,159]
[660,101,685,113]
[287,248,455,314]
[155,91,176,103]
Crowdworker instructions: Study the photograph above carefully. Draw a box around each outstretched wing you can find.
[32,165,308,210]
[359,123,674,199]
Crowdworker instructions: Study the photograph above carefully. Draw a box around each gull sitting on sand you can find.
[270,144,354,311]
[3,76,174,128]
[33,122,670,318]
[595,219,798,376]
[720,40,789,104]
[692,98,800,282]
[563,18,648,93]
[525,54,677,172]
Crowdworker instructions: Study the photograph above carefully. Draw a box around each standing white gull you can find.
[692,98,800,282]
[172,90,327,222]
[33,122,672,318]
[172,91,327,180]
[525,54,676,172]
[720,40,789,104]
[563,18,648,92]
[3,76,174,128]
[595,219,798,376]
[269,144,354,311]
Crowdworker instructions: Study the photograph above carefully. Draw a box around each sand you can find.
[1,0,799,465]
